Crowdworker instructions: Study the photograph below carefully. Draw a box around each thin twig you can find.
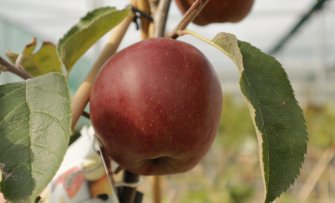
[153,0,172,37]
[169,0,209,39]
[70,16,133,130]
[0,56,32,79]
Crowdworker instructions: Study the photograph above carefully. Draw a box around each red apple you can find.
[89,38,222,175]
[175,0,254,26]
[0,193,4,202]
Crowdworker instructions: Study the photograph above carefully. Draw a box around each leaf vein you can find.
[0,101,27,122]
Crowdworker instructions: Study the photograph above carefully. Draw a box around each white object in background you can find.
[44,126,120,203]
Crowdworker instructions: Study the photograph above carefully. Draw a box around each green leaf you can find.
[6,38,63,77]
[211,33,308,202]
[0,73,71,202]
[57,6,132,71]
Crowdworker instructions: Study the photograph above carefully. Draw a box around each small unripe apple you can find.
[90,38,222,175]
[175,0,254,26]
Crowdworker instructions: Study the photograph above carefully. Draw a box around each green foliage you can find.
[57,6,132,71]
[6,38,62,76]
[0,73,71,202]
[0,7,133,201]
[227,183,254,203]
[238,41,308,202]
[173,145,257,203]
[305,104,335,148]
[164,98,335,203]
[211,32,308,203]
[217,96,254,148]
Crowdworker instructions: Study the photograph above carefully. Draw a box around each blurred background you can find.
[1,0,335,202]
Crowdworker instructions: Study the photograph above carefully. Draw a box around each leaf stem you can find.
[70,16,133,130]
[178,29,227,54]
[169,0,209,39]
[0,56,32,79]
[177,30,241,68]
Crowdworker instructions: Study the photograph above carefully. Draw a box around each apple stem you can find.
[153,0,172,37]
[70,16,133,130]
[0,56,32,79]
[169,0,209,39]
[119,171,141,203]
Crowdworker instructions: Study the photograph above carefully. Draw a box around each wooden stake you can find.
[137,0,152,39]
[152,176,162,203]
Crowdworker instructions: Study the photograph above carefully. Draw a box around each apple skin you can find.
[90,38,222,175]
[175,0,254,26]
[0,193,4,202]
